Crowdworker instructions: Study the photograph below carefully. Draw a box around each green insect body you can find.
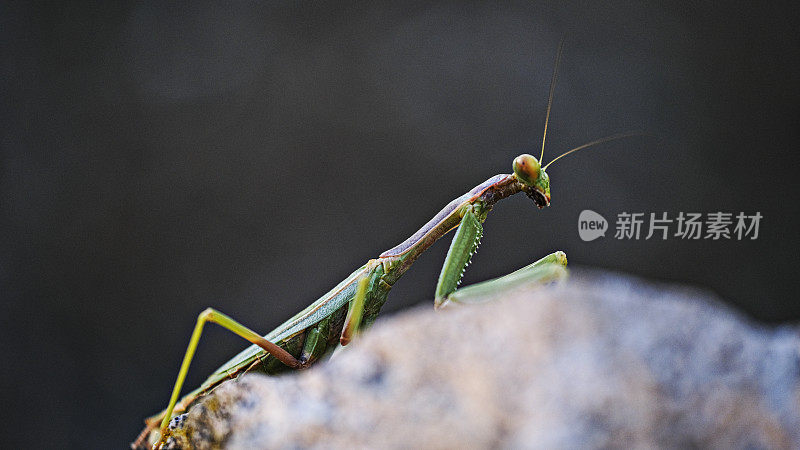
[134,39,641,449]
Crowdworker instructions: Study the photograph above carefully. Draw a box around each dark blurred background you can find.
[3,1,800,448]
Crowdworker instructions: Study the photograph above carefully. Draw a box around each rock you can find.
[172,271,800,449]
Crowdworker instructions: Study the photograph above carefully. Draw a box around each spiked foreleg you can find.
[434,204,568,308]
[441,251,567,307]
[434,207,483,309]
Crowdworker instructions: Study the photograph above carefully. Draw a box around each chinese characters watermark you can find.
[579,210,762,241]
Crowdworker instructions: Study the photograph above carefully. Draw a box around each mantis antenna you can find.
[540,37,565,163]
[543,131,647,170]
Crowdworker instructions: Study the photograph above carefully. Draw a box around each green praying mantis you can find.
[134,40,643,449]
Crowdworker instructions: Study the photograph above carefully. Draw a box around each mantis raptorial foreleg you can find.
[440,251,567,308]
[435,208,484,309]
[434,205,567,309]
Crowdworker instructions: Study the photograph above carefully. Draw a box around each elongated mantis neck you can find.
[379,174,523,285]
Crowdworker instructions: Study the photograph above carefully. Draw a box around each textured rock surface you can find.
[173,271,800,449]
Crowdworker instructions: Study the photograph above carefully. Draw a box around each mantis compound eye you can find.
[512,154,540,186]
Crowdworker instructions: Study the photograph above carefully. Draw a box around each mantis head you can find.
[513,154,550,208]
[512,39,646,211]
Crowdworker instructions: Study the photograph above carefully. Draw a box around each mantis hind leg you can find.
[434,207,567,308]
[158,308,302,433]
[158,266,376,436]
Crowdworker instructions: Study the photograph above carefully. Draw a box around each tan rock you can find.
[168,271,800,449]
